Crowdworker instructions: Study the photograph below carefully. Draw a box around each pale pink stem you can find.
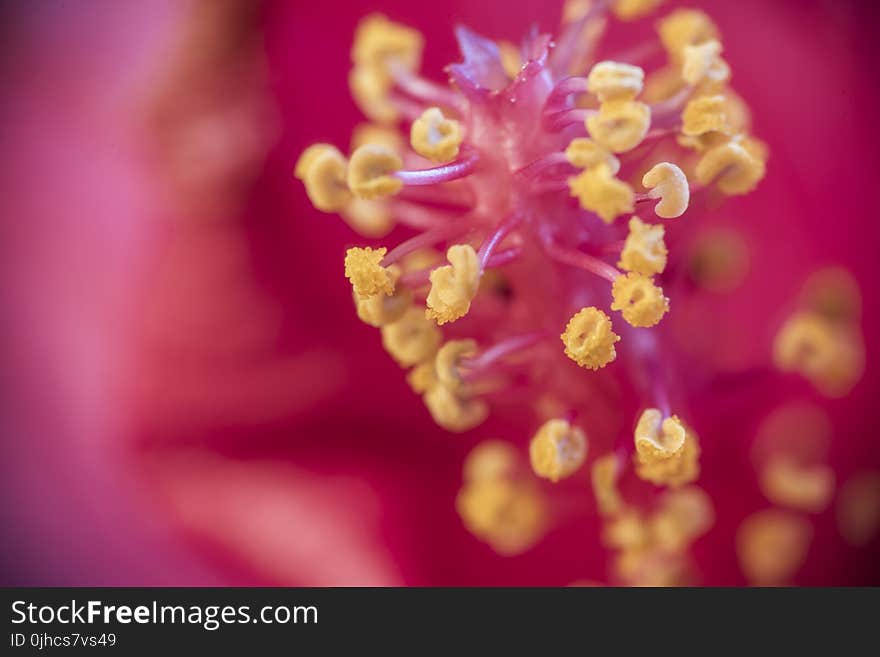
[549,0,612,76]
[394,152,479,186]
[515,152,573,180]
[390,63,467,115]
[477,215,522,272]
[544,241,620,283]
[651,87,692,120]
[382,222,466,265]
[462,332,549,374]
[544,108,595,132]
[544,76,590,112]
[391,200,462,229]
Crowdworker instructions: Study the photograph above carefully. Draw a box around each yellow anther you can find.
[347,144,403,200]
[611,0,664,21]
[380,305,442,367]
[349,65,397,123]
[800,266,862,324]
[657,9,719,59]
[837,471,880,547]
[351,13,423,72]
[568,163,634,223]
[353,267,413,327]
[560,307,620,370]
[633,410,700,487]
[618,216,667,276]
[681,95,731,137]
[773,310,864,397]
[529,419,588,482]
[406,360,437,394]
[435,339,478,390]
[296,145,352,212]
[586,99,651,153]
[634,408,686,460]
[737,510,812,586]
[760,458,835,513]
[611,272,669,327]
[426,244,480,325]
[651,486,714,552]
[423,382,488,433]
[410,107,464,163]
[456,476,546,555]
[586,61,645,102]
[592,454,623,517]
[340,198,395,238]
[498,41,523,79]
[351,123,405,151]
[565,138,620,173]
[603,510,650,551]
[563,0,592,23]
[642,162,690,218]
[681,39,729,88]
[294,143,334,180]
[344,246,395,298]
[695,135,767,195]
[463,440,519,483]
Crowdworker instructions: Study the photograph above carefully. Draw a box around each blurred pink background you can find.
[1,0,878,585]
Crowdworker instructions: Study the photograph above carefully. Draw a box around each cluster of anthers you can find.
[290,1,867,584]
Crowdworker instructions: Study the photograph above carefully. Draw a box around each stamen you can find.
[382,221,468,265]
[394,152,479,186]
[544,108,595,132]
[461,332,549,373]
[544,241,621,283]
[477,215,522,271]
[544,76,590,112]
[388,61,467,114]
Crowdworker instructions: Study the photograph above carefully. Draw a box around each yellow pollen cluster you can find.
[294,144,352,212]
[340,198,394,238]
[681,40,729,88]
[602,486,713,586]
[587,98,652,153]
[457,442,546,555]
[611,272,669,327]
[560,307,620,370]
[773,310,864,398]
[353,265,413,327]
[565,138,620,173]
[529,419,589,483]
[611,0,664,21]
[426,244,481,325]
[435,339,477,391]
[463,440,519,483]
[633,408,700,487]
[658,9,719,61]
[736,510,812,586]
[586,61,645,102]
[349,14,424,123]
[380,305,442,367]
[642,162,690,218]
[694,135,767,196]
[347,144,403,199]
[592,454,623,517]
[410,107,463,162]
[618,216,667,276]
[760,458,835,513]
[423,381,489,432]
[344,246,395,298]
[568,163,634,224]
[406,359,437,394]
[681,95,731,137]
